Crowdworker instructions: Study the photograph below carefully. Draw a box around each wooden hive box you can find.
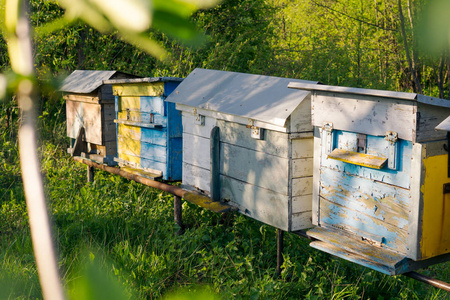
[289,82,450,275]
[166,68,319,231]
[60,70,139,165]
[104,77,183,181]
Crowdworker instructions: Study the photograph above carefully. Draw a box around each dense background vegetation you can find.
[1,0,450,298]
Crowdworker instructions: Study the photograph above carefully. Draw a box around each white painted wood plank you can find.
[292,194,313,213]
[288,95,313,133]
[292,158,313,178]
[220,143,289,195]
[220,175,289,231]
[217,120,290,157]
[291,211,313,231]
[292,138,314,159]
[312,129,321,225]
[182,112,217,138]
[183,133,210,170]
[311,93,416,141]
[292,176,313,196]
[182,162,210,193]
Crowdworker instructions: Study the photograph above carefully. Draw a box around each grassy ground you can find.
[1,105,450,299]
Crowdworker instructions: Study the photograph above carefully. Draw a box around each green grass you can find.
[1,109,450,299]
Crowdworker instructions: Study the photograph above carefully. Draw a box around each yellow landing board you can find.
[420,154,450,259]
[328,148,387,169]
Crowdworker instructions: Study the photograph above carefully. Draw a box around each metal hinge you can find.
[385,131,398,170]
[193,108,205,126]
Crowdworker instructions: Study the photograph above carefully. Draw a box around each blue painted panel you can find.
[140,112,168,127]
[141,127,167,146]
[320,168,410,229]
[164,81,181,97]
[166,137,182,180]
[319,197,408,253]
[140,157,168,178]
[140,142,167,163]
[141,96,164,115]
[323,130,412,189]
[167,102,183,138]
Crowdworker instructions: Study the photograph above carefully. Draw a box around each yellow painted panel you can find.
[118,124,141,140]
[118,96,140,110]
[113,82,164,97]
[118,152,140,165]
[328,148,387,169]
[420,154,450,258]
[118,136,141,157]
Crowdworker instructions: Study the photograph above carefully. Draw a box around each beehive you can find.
[289,82,450,274]
[166,68,318,231]
[104,77,183,181]
[61,70,139,164]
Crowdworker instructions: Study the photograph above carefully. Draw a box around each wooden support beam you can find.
[277,229,284,277]
[174,195,184,235]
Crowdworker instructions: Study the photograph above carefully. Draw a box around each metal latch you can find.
[126,108,130,120]
[247,119,264,140]
[193,108,205,126]
[357,133,367,153]
[444,183,450,194]
[385,131,398,170]
[321,122,334,155]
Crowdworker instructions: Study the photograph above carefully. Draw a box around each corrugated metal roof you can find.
[436,116,450,131]
[165,68,318,127]
[60,70,122,93]
[104,77,183,84]
[288,82,450,108]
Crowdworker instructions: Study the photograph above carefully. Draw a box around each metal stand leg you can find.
[174,195,184,235]
[277,229,284,277]
[87,165,95,183]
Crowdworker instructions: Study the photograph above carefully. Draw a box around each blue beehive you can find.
[289,82,450,275]
[104,77,183,181]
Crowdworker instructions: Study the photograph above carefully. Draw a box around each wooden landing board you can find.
[328,148,387,169]
[308,227,409,275]
[118,165,162,180]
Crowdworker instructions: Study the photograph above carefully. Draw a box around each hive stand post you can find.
[87,165,95,183]
[174,195,184,235]
[277,229,284,277]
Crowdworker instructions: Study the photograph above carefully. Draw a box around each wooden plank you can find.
[312,130,321,225]
[114,119,164,129]
[308,226,409,275]
[64,94,100,103]
[217,119,290,158]
[166,137,182,181]
[288,95,313,133]
[291,138,314,159]
[292,177,313,196]
[319,196,408,254]
[291,211,312,231]
[311,93,416,141]
[120,166,162,180]
[141,96,165,115]
[328,148,387,169]
[182,112,217,138]
[117,136,167,163]
[113,82,164,97]
[66,100,103,144]
[220,174,289,231]
[319,167,410,229]
[292,158,313,178]
[220,143,289,195]
[118,96,140,110]
[416,103,450,142]
[183,133,210,170]
[292,194,312,213]
[183,162,210,193]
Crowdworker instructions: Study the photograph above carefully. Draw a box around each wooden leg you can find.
[174,195,184,235]
[277,229,284,277]
[87,165,95,183]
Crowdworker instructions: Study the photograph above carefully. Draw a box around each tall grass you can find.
[1,100,449,299]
